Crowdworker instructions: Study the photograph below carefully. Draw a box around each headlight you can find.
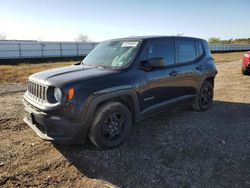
[54,87,62,102]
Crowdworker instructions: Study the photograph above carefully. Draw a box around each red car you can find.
[242,51,250,75]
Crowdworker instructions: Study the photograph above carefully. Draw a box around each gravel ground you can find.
[0,60,250,188]
[0,83,26,95]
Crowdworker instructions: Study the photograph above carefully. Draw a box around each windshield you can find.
[81,40,140,68]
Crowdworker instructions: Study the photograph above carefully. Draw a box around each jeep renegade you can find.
[23,36,217,149]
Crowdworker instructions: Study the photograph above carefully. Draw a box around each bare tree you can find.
[75,34,92,42]
[0,33,7,40]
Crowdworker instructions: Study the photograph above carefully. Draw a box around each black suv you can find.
[23,36,217,149]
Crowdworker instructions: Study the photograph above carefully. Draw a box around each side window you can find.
[148,40,175,65]
[196,41,204,58]
[176,40,196,63]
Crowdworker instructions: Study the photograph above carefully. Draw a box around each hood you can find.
[29,65,119,86]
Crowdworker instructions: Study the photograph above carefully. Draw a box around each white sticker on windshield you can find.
[122,41,139,47]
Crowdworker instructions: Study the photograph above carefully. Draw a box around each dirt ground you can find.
[0,60,250,188]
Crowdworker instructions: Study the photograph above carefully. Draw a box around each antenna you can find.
[177,33,184,36]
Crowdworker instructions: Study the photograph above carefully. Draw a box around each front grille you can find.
[27,81,47,103]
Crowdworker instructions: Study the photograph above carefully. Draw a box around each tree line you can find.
[1,32,250,44]
[208,37,250,44]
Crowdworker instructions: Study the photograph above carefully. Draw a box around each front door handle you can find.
[169,70,178,77]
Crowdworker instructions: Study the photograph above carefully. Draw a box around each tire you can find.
[192,81,214,111]
[242,67,249,75]
[88,101,132,149]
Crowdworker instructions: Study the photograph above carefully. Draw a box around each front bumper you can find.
[23,99,89,144]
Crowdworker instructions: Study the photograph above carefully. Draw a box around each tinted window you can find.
[196,41,204,58]
[176,40,196,63]
[148,40,175,65]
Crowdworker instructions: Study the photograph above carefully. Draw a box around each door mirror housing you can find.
[148,58,165,68]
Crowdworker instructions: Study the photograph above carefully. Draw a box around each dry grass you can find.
[212,52,244,63]
[0,61,75,84]
[0,52,245,84]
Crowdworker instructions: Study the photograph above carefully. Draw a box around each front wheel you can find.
[242,67,250,75]
[192,81,214,111]
[88,102,132,149]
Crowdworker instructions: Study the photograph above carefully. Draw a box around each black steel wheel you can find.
[192,81,214,111]
[88,102,132,149]
[102,112,125,141]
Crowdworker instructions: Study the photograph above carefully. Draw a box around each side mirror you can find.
[148,58,165,68]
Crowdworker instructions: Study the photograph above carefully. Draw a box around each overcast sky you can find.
[0,0,249,42]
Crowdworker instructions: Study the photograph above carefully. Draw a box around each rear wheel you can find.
[192,81,214,111]
[88,102,132,149]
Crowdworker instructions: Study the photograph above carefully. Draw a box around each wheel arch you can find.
[196,76,215,96]
[84,90,140,124]
[204,76,215,87]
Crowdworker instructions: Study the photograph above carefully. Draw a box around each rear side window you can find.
[148,40,175,65]
[196,41,204,58]
[176,40,196,63]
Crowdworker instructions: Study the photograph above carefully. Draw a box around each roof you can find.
[108,35,204,41]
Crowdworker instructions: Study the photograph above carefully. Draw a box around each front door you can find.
[138,39,182,112]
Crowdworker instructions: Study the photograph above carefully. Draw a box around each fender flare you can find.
[83,90,141,124]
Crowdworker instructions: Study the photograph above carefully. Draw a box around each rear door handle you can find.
[169,70,178,77]
[196,65,204,71]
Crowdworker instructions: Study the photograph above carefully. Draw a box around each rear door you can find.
[175,39,203,97]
